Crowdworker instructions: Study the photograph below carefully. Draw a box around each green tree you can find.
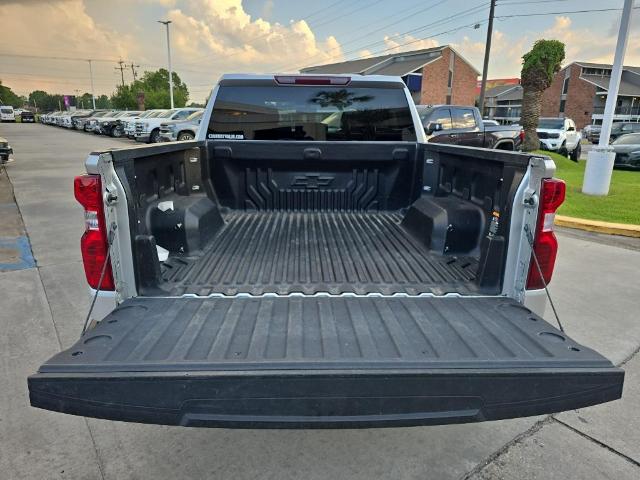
[0,80,23,107]
[77,92,93,109]
[28,90,64,111]
[110,84,137,110]
[110,68,189,110]
[95,94,111,109]
[520,40,565,151]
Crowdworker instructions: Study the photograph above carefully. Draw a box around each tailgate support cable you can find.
[82,225,116,335]
[524,224,565,333]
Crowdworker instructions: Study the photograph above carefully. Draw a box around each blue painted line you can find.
[0,236,36,270]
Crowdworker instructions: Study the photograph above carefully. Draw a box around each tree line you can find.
[0,68,199,111]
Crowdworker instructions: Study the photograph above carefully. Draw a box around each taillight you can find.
[519,128,525,143]
[74,174,114,290]
[274,75,351,85]
[526,178,566,289]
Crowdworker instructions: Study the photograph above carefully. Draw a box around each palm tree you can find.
[520,40,565,151]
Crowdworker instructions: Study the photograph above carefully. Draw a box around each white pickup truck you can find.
[29,74,623,429]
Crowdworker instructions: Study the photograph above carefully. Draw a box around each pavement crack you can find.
[458,416,553,480]
[552,417,640,468]
[618,343,640,367]
[84,419,107,480]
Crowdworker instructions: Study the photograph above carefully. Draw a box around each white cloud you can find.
[0,0,136,95]
[167,0,343,73]
[452,30,527,78]
[381,34,439,55]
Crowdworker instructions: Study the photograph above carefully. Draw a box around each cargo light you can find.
[274,75,351,86]
[526,178,566,290]
[74,174,115,290]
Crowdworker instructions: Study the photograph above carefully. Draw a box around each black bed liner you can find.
[29,296,623,428]
[160,211,478,296]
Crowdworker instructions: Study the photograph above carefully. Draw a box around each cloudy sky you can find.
[1,0,638,104]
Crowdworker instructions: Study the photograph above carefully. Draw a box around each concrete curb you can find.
[555,215,640,238]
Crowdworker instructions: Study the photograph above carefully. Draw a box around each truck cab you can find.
[28,74,623,429]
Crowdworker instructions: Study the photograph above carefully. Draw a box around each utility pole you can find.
[114,60,126,87]
[87,59,96,110]
[583,0,635,195]
[477,0,496,118]
[128,62,140,82]
[158,20,175,109]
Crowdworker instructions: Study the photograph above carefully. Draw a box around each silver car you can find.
[123,110,167,138]
[611,133,640,169]
[158,110,204,142]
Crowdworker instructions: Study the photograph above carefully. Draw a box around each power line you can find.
[279,1,489,72]
[0,52,126,63]
[495,6,640,19]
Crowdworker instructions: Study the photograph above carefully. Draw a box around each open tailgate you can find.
[29,296,623,428]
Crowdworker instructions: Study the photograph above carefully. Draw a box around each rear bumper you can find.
[29,368,623,429]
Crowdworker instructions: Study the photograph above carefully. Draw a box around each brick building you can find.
[541,61,640,129]
[301,46,480,106]
[483,83,523,124]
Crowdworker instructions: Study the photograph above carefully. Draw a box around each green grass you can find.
[535,150,640,225]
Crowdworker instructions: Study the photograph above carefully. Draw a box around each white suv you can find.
[134,108,200,143]
[537,117,581,162]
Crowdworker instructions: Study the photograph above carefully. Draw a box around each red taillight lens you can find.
[526,178,566,289]
[74,174,115,290]
[274,75,351,85]
[519,129,525,143]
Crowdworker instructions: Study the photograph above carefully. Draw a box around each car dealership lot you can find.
[1,123,639,480]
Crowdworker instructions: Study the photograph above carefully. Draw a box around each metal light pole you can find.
[583,0,635,195]
[158,20,175,109]
[87,60,96,110]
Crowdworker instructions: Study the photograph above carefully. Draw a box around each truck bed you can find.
[160,211,479,296]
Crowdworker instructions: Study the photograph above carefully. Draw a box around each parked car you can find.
[416,105,524,150]
[158,109,204,142]
[28,74,623,429]
[135,107,201,143]
[537,117,581,161]
[60,110,92,128]
[68,110,98,129]
[0,136,13,164]
[45,111,65,125]
[610,132,640,169]
[84,111,117,132]
[123,110,167,139]
[20,111,35,123]
[1,105,16,122]
[609,122,640,142]
[97,111,141,137]
[583,124,601,143]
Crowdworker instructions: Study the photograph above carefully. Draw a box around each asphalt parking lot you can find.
[1,123,639,480]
